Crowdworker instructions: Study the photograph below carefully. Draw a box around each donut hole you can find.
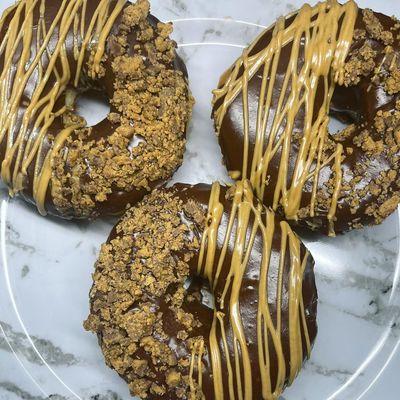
[184,276,215,311]
[75,89,110,126]
[162,276,214,339]
[328,114,352,137]
[128,134,146,151]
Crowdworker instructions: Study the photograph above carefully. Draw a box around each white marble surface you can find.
[1,0,400,399]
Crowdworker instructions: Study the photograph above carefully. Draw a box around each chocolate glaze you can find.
[0,0,189,219]
[89,183,318,399]
[213,4,400,234]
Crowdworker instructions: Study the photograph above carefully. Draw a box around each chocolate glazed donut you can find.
[84,181,318,399]
[0,0,193,218]
[212,0,400,235]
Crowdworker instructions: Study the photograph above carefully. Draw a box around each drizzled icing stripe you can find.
[0,0,126,215]
[189,338,205,398]
[197,180,312,399]
[212,0,358,235]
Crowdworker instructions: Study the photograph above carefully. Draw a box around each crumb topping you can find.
[342,9,400,88]
[298,97,400,230]
[363,9,393,45]
[51,0,194,217]
[84,189,207,398]
[314,8,400,229]
[284,7,400,230]
[343,42,376,86]
[327,102,400,226]
[384,66,400,95]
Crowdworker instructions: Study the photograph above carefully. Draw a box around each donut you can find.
[0,0,193,218]
[84,180,318,399]
[212,0,400,235]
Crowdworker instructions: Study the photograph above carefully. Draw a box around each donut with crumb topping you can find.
[84,182,318,399]
[0,0,193,218]
[212,0,400,235]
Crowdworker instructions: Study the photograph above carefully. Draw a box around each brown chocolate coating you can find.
[213,4,400,234]
[0,0,191,219]
[84,183,318,399]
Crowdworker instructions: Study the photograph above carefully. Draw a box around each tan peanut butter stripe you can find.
[0,0,126,215]
[189,338,206,398]
[197,181,311,400]
[213,0,358,235]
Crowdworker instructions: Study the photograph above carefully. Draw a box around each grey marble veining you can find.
[1,0,400,399]
[0,322,78,367]
[0,382,124,400]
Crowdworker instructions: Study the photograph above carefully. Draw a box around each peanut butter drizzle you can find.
[189,338,205,399]
[198,181,311,399]
[0,0,126,215]
[213,1,358,235]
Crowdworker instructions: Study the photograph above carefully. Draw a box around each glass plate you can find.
[1,1,400,399]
